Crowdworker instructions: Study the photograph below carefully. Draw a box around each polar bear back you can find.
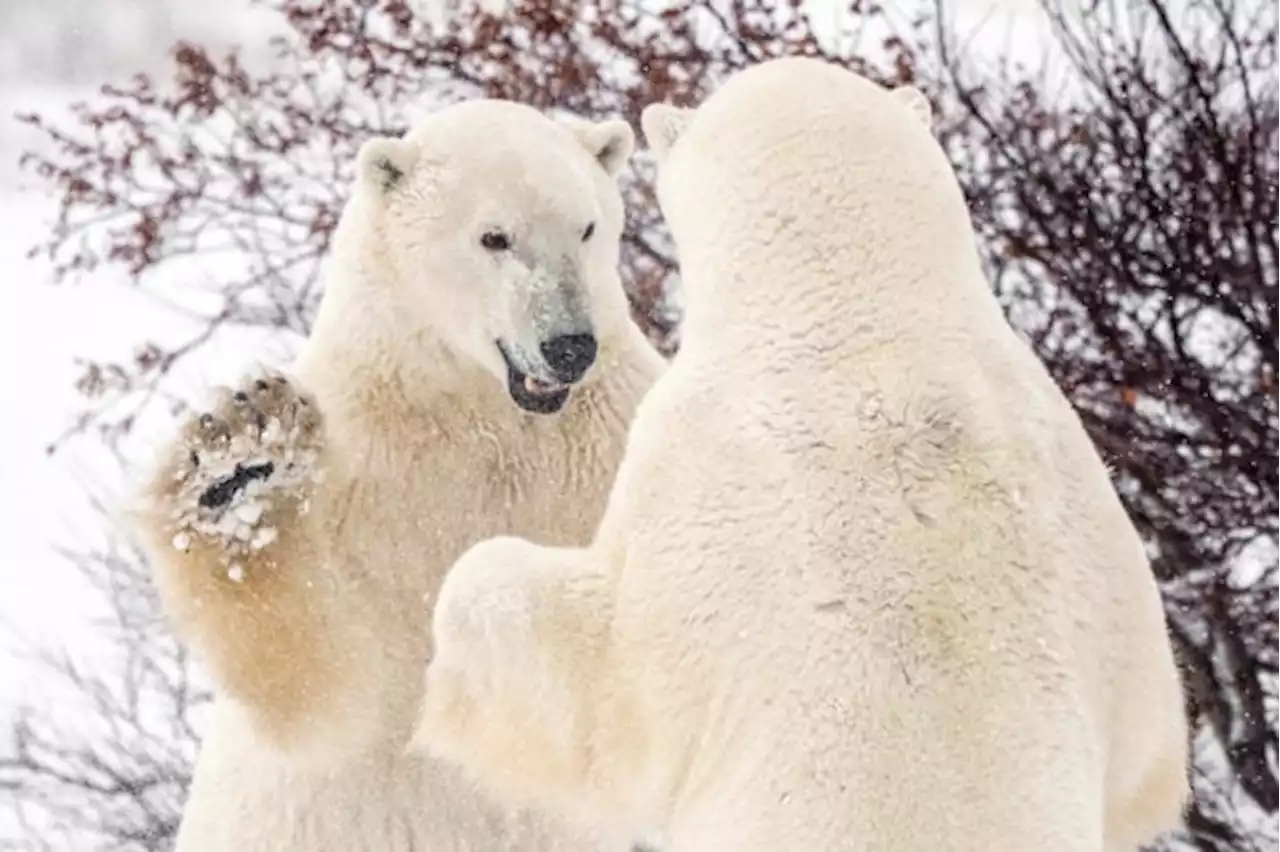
[594,57,1185,848]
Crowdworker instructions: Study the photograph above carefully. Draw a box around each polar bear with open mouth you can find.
[134,98,666,851]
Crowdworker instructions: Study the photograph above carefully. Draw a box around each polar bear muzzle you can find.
[496,339,586,415]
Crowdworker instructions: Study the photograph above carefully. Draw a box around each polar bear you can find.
[412,58,1189,852]
[133,99,666,852]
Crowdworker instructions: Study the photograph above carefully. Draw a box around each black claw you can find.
[189,450,200,468]
[197,461,275,510]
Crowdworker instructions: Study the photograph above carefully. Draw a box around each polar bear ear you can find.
[641,103,694,162]
[892,85,933,128]
[564,116,636,178]
[357,136,419,194]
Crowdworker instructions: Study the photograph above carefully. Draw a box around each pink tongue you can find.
[523,375,558,395]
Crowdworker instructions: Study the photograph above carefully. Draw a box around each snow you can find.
[0,200,137,696]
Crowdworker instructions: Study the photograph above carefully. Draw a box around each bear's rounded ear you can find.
[892,85,933,128]
[641,103,694,162]
[356,137,418,194]
[564,116,636,178]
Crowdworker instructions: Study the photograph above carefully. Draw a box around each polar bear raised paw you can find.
[162,372,324,579]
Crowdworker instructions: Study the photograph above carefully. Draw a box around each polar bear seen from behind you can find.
[133,99,666,852]
[413,58,1188,852]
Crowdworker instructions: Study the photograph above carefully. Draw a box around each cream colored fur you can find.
[134,99,665,851]
[413,59,1188,852]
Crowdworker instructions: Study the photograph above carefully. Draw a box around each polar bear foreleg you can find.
[415,536,614,813]
[133,371,346,748]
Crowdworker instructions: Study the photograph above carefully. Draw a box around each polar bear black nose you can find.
[541,333,598,383]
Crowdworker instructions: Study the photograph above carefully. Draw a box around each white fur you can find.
[414,59,1188,851]
[134,99,664,851]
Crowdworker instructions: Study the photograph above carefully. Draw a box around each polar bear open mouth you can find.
[497,342,571,415]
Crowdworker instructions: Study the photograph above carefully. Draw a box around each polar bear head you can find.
[348,100,635,414]
[640,58,935,241]
[638,58,981,336]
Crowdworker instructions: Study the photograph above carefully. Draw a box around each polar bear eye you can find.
[581,222,596,242]
[480,231,512,252]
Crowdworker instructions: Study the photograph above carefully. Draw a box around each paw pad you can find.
[198,461,276,510]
